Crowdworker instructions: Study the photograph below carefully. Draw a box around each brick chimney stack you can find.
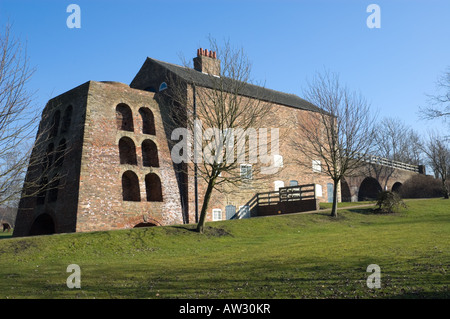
[193,48,220,76]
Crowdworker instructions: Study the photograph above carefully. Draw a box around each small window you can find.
[159,82,167,92]
[315,184,323,197]
[212,209,222,221]
[240,164,252,180]
[312,160,322,173]
[290,180,298,186]
[274,180,284,191]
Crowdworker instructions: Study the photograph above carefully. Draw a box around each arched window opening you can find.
[61,105,73,133]
[29,213,55,236]
[142,139,159,167]
[145,173,163,202]
[50,110,61,138]
[122,171,141,201]
[139,107,156,135]
[55,139,66,167]
[116,103,134,132]
[48,177,60,203]
[159,82,167,92]
[119,137,137,165]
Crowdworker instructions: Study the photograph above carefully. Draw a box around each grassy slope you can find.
[0,198,448,299]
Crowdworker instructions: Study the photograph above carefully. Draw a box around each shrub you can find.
[399,174,444,198]
[375,191,407,213]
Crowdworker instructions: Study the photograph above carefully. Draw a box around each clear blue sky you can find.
[1,0,449,137]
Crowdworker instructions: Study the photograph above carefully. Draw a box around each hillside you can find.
[0,198,449,299]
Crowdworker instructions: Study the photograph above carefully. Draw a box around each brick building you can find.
[13,50,336,237]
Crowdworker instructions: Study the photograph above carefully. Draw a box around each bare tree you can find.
[167,38,276,233]
[292,70,377,217]
[0,24,64,209]
[421,131,449,199]
[420,67,450,132]
[374,117,422,164]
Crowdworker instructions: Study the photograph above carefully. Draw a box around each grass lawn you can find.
[0,198,448,299]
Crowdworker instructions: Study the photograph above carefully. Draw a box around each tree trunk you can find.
[330,179,339,217]
[196,178,216,233]
[442,179,449,199]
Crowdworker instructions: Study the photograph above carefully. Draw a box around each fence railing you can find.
[353,153,420,172]
[257,184,316,206]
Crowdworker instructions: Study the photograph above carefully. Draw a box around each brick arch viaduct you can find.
[340,154,426,202]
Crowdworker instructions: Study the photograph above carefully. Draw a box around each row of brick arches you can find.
[116,103,163,202]
[119,137,159,167]
[116,103,155,135]
[122,171,163,202]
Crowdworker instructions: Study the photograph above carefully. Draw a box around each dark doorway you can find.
[358,177,382,201]
[392,182,402,193]
[29,213,55,236]
[341,178,352,202]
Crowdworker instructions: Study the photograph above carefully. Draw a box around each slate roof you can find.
[148,58,324,113]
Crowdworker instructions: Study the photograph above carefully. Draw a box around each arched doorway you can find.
[392,182,402,193]
[29,213,55,236]
[341,178,351,202]
[358,177,382,201]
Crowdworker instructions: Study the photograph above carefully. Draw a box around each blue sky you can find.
[1,0,449,137]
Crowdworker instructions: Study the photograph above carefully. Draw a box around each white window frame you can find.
[212,208,222,221]
[315,184,323,197]
[274,180,285,191]
[312,160,322,173]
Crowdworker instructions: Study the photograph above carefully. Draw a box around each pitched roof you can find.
[148,58,324,113]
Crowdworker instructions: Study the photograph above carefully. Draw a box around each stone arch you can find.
[358,177,382,201]
[119,137,138,165]
[29,213,55,236]
[392,182,403,193]
[139,107,156,135]
[134,222,157,228]
[122,170,141,201]
[340,177,352,202]
[116,103,134,132]
[145,173,163,202]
